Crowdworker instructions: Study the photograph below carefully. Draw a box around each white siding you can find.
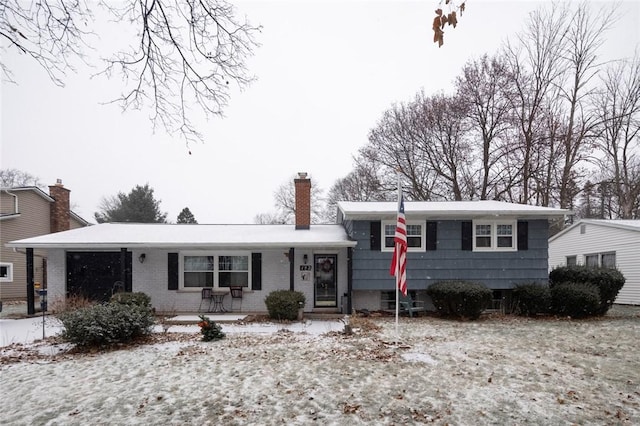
[549,222,640,305]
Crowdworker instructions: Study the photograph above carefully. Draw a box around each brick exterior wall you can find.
[294,173,311,230]
[48,181,70,233]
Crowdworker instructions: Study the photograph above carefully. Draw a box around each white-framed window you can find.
[382,221,425,251]
[0,263,13,282]
[181,252,250,290]
[585,254,599,267]
[473,220,516,251]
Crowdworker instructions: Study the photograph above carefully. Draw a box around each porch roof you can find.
[337,200,571,220]
[6,223,357,249]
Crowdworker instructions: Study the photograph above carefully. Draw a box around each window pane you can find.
[0,266,7,278]
[497,224,513,236]
[219,272,249,287]
[497,236,513,247]
[601,253,616,268]
[384,225,395,248]
[219,256,248,271]
[407,236,422,247]
[476,236,491,247]
[566,256,577,266]
[585,255,599,267]
[184,256,214,271]
[476,224,491,236]
[184,272,213,287]
[385,236,395,248]
[406,224,422,236]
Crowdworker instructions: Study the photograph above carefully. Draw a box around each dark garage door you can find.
[66,252,132,302]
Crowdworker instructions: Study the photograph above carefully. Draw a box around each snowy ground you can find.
[1,308,639,425]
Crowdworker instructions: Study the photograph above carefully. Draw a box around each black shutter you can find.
[426,221,437,251]
[517,221,528,250]
[168,253,179,290]
[461,221,473,251]
[251,253,262,290]
[370,221,381,251]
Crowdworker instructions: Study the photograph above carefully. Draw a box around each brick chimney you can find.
[294,172,311,230]
[49,179,71,233]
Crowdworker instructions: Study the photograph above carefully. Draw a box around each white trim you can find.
[472,220,517,252]
[0,263,13,282]
[381,220,426,252]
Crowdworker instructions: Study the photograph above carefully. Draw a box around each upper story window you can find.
[382,221,425,251]
[0,263,13,282]
[473,220,516,251]
[181,253,250,290]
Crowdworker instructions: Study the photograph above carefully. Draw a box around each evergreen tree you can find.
[177,207,198,224]
[95,184,167,223]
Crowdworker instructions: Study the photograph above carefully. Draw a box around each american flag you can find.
[390,194,408,296]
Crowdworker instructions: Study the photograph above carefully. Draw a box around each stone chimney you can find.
[294,172,311,230]
[49,179,71,233]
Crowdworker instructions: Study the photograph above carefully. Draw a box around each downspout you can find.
[347,247,353,315]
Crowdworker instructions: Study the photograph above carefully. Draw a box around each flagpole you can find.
[395,172,401,341]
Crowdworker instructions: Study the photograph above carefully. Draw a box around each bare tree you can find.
[593,53,640,218]
[456,54,511,200]
[0,169,43,188]
[2,0,260,144]
[254,175,325,225]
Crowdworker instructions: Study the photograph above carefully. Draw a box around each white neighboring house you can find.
[549,219,640,305]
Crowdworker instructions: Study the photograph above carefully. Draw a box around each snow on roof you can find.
[337,200,570,220]
[6,223,357,249]
[550,218,640,242]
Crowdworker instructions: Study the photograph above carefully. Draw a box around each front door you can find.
[314,254,337,307]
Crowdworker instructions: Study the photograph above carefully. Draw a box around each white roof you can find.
[338,200,570,220]
[550,219,640,242]
[6,223,357,249]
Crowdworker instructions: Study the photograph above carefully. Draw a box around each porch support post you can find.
[347,247,353,315]
[289,247,295,291]
[26,248,35,315]
[120,248,127,291]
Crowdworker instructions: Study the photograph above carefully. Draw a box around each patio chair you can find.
[230,286,243,312]
[199,287,214,312]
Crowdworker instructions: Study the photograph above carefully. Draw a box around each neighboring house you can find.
[8,174,570,314]
[337,200,569,311]
[0,180,89,302]
[549,219,640,305]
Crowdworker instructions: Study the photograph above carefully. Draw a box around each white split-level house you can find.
[549,219,640,305]
[8,173,571,314]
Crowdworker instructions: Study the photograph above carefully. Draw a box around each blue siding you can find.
[345,219,549,291]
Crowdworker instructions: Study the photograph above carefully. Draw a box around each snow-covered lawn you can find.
[1,310,639,425]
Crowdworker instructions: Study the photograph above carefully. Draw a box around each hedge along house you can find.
[336,200,570,312]
[7,174,357,314]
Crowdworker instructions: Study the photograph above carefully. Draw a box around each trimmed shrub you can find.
[426,281,492,320]
[549,266,625,315]
[110,292,152,308]
[58,301,155,348]
[512,283,551,316]
[265,290,306,321]
[550,282,601,318]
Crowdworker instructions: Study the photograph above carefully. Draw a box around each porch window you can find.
[473,221,516,251]
[382,221,425,251]
[0,263,13,282]
[181,253,250,290]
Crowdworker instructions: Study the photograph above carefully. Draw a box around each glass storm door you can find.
[314,254,337,307]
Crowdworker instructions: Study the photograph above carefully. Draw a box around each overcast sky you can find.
[2,0,639,224]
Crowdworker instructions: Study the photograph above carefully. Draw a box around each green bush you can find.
[110,292,152,308]
[264,290,306,320]
[512,283,551,316]
[197,315,226,341]
[426,281,492,320]
[550,282,601,318]
[549,266,625,315]
[58,302,155,348]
